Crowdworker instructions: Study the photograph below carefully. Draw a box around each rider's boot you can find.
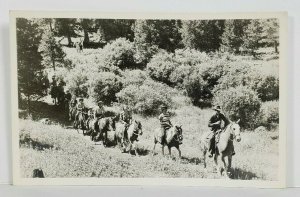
[208,150,214,158]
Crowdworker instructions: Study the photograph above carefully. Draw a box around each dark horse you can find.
[50,85,65,106]
[90,117,115,146]
[74,108,89,134]
[153,125,183,158]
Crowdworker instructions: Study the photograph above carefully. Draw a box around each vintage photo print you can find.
[10,11,287,187]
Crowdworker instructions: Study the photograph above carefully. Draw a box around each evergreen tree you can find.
[221,19,250,53]
[180,20,225,52]
[261,19,279,53]
[17,18,46,113]
[242,19,265,57]
[38,30,66,71]
[77,19,95,47]
[54,18,77,46]
[133,19,182,64]
[95,19,135,42]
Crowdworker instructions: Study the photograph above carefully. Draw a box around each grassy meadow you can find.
[19,97,279,180]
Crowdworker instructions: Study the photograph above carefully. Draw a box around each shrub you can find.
[169,64,193,88]
[213,62,279,102]
[100,38,136,70]
[183,67,210,105]
[146,51,178,85]
[259,100,279,129]
[121,69,149,87]
[90,72,123,105]
[256,75,279,101]
[64,64,95,97]
[174,48,210,66]
[116,79,173,115]
[213,86,261,129]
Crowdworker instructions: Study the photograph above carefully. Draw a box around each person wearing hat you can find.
[208,105,231,157]
[120,105,133,141]
[51,75,57,87]
[75,97,86,121]
[65,90,72,103]
[158,105,172,144]
[94,101,105,120]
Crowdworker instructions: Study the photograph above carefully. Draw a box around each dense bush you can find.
[146,51,178,85]
[213,86,261,129]
[121,69,149,87]
[116,79,173,115]
[259,100,279,129]
[90,72,123,105]
[169,64,193,88]
[100,38,136,70]
[63,64,95,97]
[213,62,279,102]
[183,67,210,105]
[256,75,279,101]
[174,48,210,66]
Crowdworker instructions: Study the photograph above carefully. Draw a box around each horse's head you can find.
[133,120,143,135]
[175,125,183,144]
[230,119,241,142]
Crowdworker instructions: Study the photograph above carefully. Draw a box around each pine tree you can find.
[133,19,182,64]
[38,30,66,71]
[221,19,250,53]
[54,18,77,46]
[242,19,265,57]
[17,18,46,113]
[180,20,225,52]
[261,19,279,53]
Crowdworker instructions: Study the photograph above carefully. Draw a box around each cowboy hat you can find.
[160,105,168,110]
[213,105,221,111]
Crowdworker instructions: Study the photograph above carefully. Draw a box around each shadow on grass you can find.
[136,148,151,156]
[20,133,56,151]
[180,156,202,165]
[19,100,70,127]
[229,167,258,180]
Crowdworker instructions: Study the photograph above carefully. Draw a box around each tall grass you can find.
[19,103,279,180]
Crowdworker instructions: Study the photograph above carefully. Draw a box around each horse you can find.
[69,105,77,126]
[200,120,241,177]
[50,83,65,106]
[50,85,58,105]
[153,125,183,158]
[91,117,115,146]
[74,109,89,134]
[115,120,143,155]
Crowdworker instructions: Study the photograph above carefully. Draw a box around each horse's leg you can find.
[203,148,207,168]
[221,154,228,178]
[162,145,165,156]
[213,154,218,173]
[152,139,157,156]
[168,146,172,158]
[228,155,232,169]
[175,145,181,159]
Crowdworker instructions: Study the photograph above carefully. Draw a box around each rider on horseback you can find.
[208,105,232,157]
[65,90,72,103]
[93,101,105,128]
[120,105,133,141]
[75,98,86,121]
[159,105,172,144]
[51,75,57,87]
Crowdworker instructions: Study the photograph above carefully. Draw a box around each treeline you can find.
[30,18,279,54]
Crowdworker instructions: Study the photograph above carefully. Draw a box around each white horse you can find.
[200,120,241,177]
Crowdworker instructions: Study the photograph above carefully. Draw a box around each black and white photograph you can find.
[10,11,287,187]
